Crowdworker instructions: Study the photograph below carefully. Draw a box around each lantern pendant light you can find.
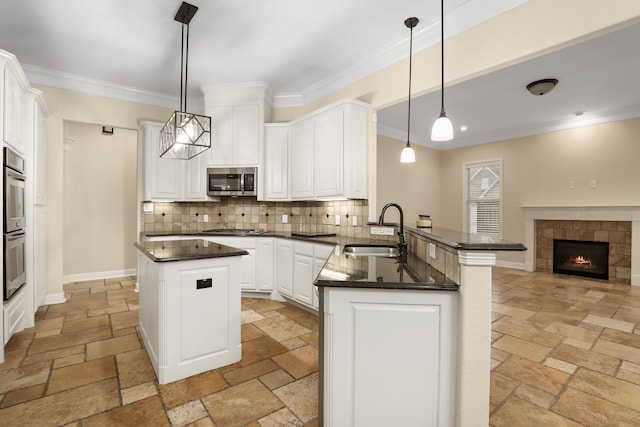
[400,16,419,164]
[431,0,454,142]
[160,2,212,159]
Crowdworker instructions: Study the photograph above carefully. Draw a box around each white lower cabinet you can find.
[3,286,26,345]
[205,237,258,292]
[257,239,274,291]
[293,242,314,306]
[292,241,333,310]
[137,251,242,384]
[321,288,457,427]
[276,239,294,297]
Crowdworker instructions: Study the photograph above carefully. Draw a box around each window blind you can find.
[466,162,501,237]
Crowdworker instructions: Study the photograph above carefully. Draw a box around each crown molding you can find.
[21,0,527,111]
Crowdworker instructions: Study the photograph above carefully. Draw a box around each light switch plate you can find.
[143,202,153,213]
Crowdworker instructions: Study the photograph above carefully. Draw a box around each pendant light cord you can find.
[185,21,189,112]
[178,22,190,112]
[440,0,445,116]
[407,24,413,145]
[179,24,184,112]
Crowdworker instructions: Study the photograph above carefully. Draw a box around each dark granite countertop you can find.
[139,227,525,289]
[135,239,248,262]
[142,226,527,251]
[316,250,459,291]
[405,226,527,251]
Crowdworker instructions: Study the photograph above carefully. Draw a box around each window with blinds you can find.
[465,161,501,237]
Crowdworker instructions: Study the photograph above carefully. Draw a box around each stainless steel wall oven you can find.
[3,147,26,301]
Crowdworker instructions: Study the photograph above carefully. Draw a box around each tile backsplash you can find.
[140,198,374,237]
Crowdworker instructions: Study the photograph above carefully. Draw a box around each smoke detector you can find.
[526,78,558,96]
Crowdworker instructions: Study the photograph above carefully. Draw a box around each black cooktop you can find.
[291,232,337,238]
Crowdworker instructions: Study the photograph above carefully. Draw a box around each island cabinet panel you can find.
[322,288,457,427]
[137,253,242,384]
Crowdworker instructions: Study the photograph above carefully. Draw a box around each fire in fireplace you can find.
[553,239,609,280]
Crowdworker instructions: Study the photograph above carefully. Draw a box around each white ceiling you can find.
[377,19,640,149]
[1,0,639,149]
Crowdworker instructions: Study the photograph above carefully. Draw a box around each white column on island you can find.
[456,251,496,427]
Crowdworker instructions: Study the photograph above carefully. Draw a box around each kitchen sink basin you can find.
[343,244,400,257]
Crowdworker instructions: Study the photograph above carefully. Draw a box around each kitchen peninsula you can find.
[135,239,247,384]
[316,226,526,427]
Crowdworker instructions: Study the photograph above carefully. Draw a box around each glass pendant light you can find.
[401,17,419,164]
[160,2,211,159]
[431,0,454,142]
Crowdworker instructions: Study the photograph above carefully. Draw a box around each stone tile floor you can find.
[0,268,638,426]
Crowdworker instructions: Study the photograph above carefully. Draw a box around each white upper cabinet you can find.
[342,102,368,199]
[202,82,272,167]
[313,106,344,198]
[290,119,314,199]
[140,121,182,200]
[275,99,369,201]
[138,121,207,201]
[2,60,26,153]
[262,123,290,200]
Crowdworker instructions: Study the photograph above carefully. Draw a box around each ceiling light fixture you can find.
[431,0,453,142]
[400,16,419,164]
[160,2,211,159]
[526,78,558,96]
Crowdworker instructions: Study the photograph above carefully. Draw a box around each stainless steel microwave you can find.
[207,167,257,197]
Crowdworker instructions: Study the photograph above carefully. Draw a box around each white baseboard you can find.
[44,292,67,305]
[495,260,525,270]
[63,268,137,284]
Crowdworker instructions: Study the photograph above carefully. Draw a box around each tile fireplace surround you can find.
[523,206,640,286]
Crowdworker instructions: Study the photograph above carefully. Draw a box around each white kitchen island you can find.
[135,238,247,384]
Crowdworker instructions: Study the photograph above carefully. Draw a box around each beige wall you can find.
[438,117,640,266]
[36,85,172,297]
[63,122,137,279]
[376,135,442,226]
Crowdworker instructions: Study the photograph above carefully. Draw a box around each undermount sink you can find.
[343,244,400,257]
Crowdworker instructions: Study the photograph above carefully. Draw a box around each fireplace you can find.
[553,239,609,280]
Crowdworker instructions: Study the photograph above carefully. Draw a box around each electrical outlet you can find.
[282,214,288,223]
[335,215,341,225]
[569,181,576,189]
[429,243,436,259]
[590,179,597,189]
[370,226,394,236]
[143,202,154,213]
[203,214,209,222]
[352,216,358,226]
